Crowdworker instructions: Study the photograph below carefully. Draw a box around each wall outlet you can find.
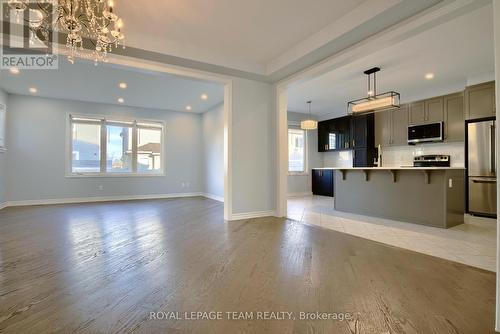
[448,179,453,188]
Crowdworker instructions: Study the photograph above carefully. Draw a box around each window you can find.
[288,128,306,173]
[69,115,164,176]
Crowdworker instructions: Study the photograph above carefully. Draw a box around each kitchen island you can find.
[314,167,465,228]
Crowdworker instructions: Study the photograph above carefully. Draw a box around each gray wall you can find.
[231,78,274,214]
[287,111,322,195]
[0,89,7,205]
[6,94,204,201]
[202,103,224,199]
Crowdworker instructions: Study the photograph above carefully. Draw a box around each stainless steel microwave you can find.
[407,122,444,145]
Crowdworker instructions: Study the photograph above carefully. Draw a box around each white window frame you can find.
[287,126,308,176]
[66,113,166,178]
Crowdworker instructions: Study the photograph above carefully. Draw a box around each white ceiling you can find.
[119,0,364,74]
[114,0,442,77]
[287,3,495,119]
[0,60,225,113]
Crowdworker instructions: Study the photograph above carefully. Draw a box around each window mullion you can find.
[132,121,138,173]
[100,120,107,173]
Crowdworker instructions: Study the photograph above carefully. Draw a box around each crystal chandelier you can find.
[7,0,125,64]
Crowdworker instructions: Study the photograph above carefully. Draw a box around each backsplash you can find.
[323,150,353,168]
[382,142,465,167]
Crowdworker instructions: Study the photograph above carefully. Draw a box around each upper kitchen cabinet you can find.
[317,116,351,152]
[391,105,409,146]
[375,110,391,147]
[317,121,329,152]
[375,107,408,147]
[425,97,444,123]
[465,81,496,120]
[408,101,425,125]
[409,98,444,125]
[351,114,374,148]
[444,92,464,141]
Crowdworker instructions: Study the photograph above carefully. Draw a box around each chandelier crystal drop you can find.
[9,0,125,64]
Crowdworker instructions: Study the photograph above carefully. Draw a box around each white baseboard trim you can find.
[2,195,278,223]
[230,210,276,221]
[287,192,313,198]
[5,192,205,207]
[202,193,224,203]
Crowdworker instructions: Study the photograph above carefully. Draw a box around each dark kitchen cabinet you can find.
[353,148,377,168]
[351,114,375,148]
[317,116,352,152]
[351,114,376,167]
[312,169,334,197]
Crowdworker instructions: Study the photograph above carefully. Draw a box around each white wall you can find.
[494,0,500,331]
[287,111,322,195]
[231,78,275,215]
[382,142,465,168]
[0,89,7,206]
[323,150,353,168]
[202,103,224,200]
[6,94,204,202]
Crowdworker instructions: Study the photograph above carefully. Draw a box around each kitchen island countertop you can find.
[312,167,465,170]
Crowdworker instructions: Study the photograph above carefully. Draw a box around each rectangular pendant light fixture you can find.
[348,91,400,114]
[347,67,400,115]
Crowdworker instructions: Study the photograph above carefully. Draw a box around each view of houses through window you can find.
[70,115,163,175]
[288,128,306,173]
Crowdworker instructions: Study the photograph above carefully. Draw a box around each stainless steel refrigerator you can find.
[468,120,496,217]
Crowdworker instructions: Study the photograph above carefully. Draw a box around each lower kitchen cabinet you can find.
[312,169,334,197]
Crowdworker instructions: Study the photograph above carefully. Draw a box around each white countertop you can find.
[312,167,465,170]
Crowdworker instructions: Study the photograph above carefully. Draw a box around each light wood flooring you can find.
[0,197,496,333]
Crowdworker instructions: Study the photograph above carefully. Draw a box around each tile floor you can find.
[288,195,497,272]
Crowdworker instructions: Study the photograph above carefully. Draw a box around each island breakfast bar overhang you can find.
[315,167,466,228]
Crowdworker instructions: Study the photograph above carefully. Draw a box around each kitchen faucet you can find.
[374,144,382,167]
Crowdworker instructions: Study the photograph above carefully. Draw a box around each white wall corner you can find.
[229,210,276,221]
[202,193,224,203]
[287,192,313,198]
[4,193,206,208]
[494,0,500,332]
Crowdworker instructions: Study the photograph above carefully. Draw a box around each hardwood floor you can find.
[0,197,496,333]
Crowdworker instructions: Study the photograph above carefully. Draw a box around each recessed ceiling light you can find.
[200,94,208,100]
[425,73,434,80]
[119,82,127,89]
[118,97,124,103]
[9,67,20,74]
[185,105,192,111]
[29,87,37,94]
